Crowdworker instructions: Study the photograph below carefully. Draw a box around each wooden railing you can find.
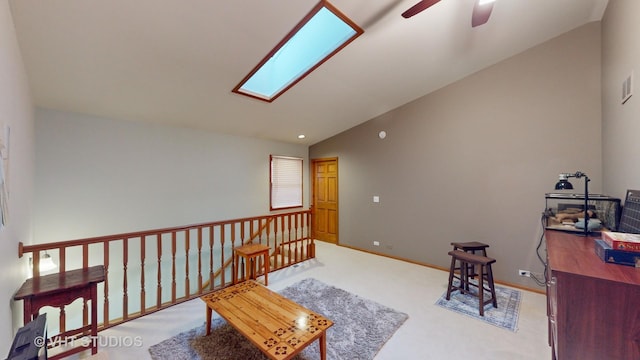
[18,210,313,334]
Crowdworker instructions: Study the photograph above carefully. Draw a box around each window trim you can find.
[270,155,304,211]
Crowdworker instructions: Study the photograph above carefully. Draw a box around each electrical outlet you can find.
[518,269,531,277]
[373,241,380,246]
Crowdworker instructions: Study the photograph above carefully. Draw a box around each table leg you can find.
[91,284,98,354]
[319,331,327,360]
[205,305,212,335]
[462,260,469,293]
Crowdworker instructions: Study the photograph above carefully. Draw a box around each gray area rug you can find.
[148,278,409,359]
[435,280,521,332]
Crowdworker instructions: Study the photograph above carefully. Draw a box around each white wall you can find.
[34,108,309,242]
[0,0,35,355]
[602,0,640,199]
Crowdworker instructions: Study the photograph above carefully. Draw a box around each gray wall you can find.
[0,0,35,354]
[310,23,603,290]
[602,0,640,200]
[34,108,309,242]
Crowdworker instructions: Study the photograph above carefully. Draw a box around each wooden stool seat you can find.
[450,241,490,287]
[446,250,497,316]
[451,241,489,255]
[233,243,270,286]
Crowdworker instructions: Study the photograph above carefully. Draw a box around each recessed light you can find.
[298,134,306,139]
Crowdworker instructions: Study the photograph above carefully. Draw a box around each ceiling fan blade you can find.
[472,0,494,27]
[401,0,441,19]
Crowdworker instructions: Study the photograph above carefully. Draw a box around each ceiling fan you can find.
[402,0,496,27]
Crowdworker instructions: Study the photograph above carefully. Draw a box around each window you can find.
[233,1,364,102]
[270,155,303,210]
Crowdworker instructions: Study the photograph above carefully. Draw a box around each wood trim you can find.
[337,243,546,295]
[18,213,305,255]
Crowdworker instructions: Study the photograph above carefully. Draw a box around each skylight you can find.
[233,1,364,102]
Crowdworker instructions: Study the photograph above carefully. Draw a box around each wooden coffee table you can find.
[201,280,333,360]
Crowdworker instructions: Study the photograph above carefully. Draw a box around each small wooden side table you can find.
[233,243,270,285]
[14,265,105,359]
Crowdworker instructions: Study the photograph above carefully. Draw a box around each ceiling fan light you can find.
[472,0,495,27]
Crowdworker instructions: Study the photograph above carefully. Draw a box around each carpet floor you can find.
[148,278,408,360]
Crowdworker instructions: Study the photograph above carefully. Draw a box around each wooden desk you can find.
[545,230,640,360]
[201,280,333,360]
[14,266,105,359]
[233,243,270,285]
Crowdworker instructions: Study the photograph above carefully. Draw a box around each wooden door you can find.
[312,158,338,244]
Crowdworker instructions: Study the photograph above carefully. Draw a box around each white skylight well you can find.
[233,1,364,102]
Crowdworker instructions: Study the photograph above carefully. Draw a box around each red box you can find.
[601,231,640,253]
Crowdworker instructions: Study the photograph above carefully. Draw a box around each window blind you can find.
[270,155,303,210]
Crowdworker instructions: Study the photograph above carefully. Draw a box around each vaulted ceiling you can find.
[9,0,608,145]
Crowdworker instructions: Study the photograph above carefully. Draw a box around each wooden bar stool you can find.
[233,243,270,286]
[451,241,489,290]
[446,250,497,316]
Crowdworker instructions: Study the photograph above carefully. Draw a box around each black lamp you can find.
[554,171,590,237]
[554,174,573,190]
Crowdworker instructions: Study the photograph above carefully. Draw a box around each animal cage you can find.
[545,193,621,232]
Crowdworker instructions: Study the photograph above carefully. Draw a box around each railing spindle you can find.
[59,247,66,273]
[185,230,190,297]
[231,222,237,247]
[197,228,203,294]
[171,232,177,303]
[294,214,300,262]
[83,242,89,328]
[83,244,89,268]
[250,220,255,244]
[32,252,40,277]
[308,211,314,257]
[123,238,129,321]
[220,225,225,286]
[208,225,214,290]
[103,241,110,327]
[140,236,146,315]
[156,234,162,309]
[264,218,269,244]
